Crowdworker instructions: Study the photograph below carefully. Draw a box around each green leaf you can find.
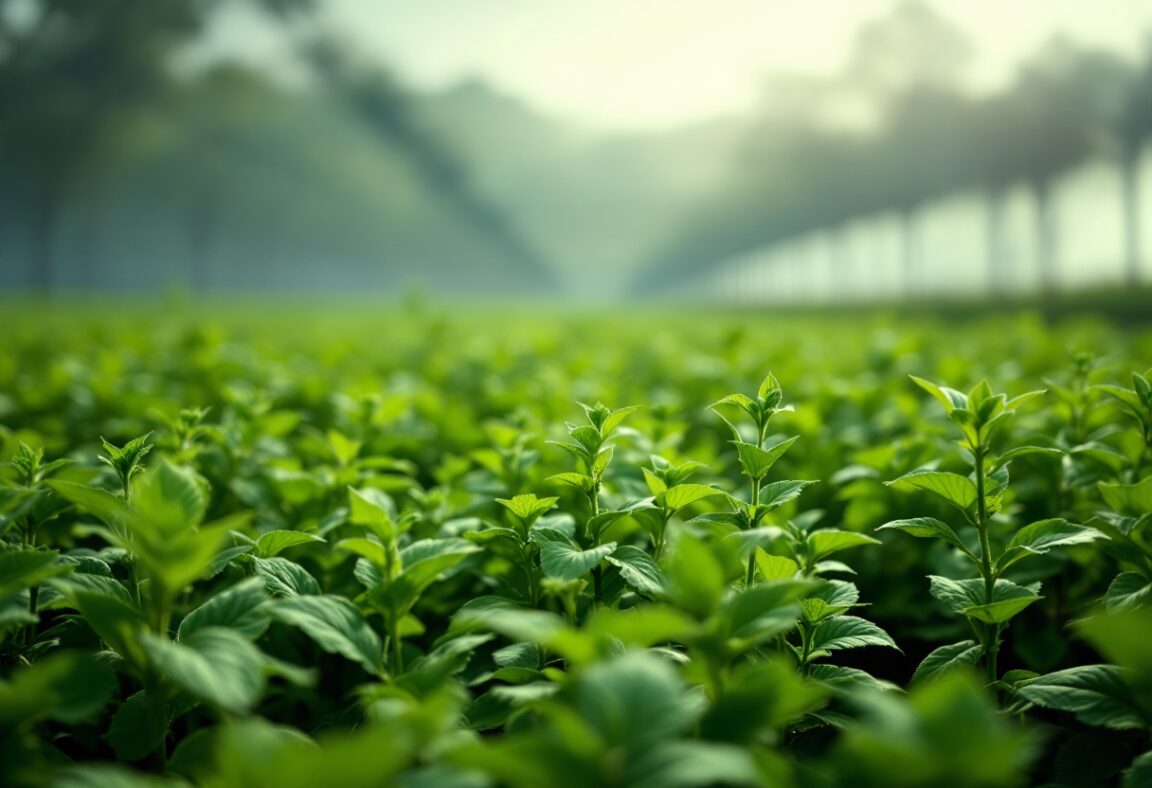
[755,552,799,581]
[664,533,730,618]
[929,575,1042,624]
[624,741,761,788]
[178,578,270,641]
[399,538,478,582]
[348,486,397,541]
[600,405,640,436]
[336,537,388,567]
[1099,477,1152,516]
[995,445,1063,467]
[809,615,899,655]
[46,480,132,530]
[1018,665,1147,729]
[374,539,480,615]
[539,541,617,582]
[1125,751,1152,788]
[996,519,1104,572]
[806,530,881,562]
[605,545,665,596]
[571,652,696,750]
[256,531,325,558]
[886,470,977,512]
[910,376,968,411]
[911,640,983,684]
[266,595,382,675]
[140,627,265,714]
[758,479,817,510]
[0,549,72,597]
[660,484,723,513]
[253,557,321,597]
[700,658,827,743]
[877,517,971,556]
[495,494,558,523]
[731,437,798,481]
[132,459,208,533]
[64,588,148,664]
[545,472,594,492]
[106,691,167,761]
[1106,573,1152,611]
[719,580,815,647]
[642,467,669,496]
[0,651,116,727]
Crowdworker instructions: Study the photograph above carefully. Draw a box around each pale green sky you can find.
[199,0,1152,132]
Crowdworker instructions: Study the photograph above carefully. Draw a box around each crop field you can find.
[2,304,1151,788]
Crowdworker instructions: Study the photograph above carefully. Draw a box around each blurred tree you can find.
[1114,41,1152,286]
[0,0,310,291]
[874,87,979,293]
[299,39,554,289]
[1003,40,1119,291]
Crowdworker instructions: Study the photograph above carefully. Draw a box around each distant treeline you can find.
[638,5,1152,295]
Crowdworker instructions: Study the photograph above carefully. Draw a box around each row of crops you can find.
[1,306,1150,787]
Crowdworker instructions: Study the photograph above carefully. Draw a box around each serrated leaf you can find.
[877,517,971,556]
[912,640,983,684]
[605,545,664,596]
[140,627,266,714]
[255,531,325,558]
[546,472,595,492]
[661,483,723,512]
[1106,573,1152,611]
[253,557,321,597]
[809,615,899,655]
[539,541,617,581]
[1018,665,1147,729]
[929,576,1042,624]
[806,530,881,562]
[266,595,382,675]
[758,479,817,510]
[755,552,799,581]
[731,437,798,481]
[886,470,977,512]
[496,494,558,523]
[178,578,270,641]
[996,519,1104,572]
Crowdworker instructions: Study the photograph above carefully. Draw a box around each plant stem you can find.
[746,476,761,587]
[973,445,998,685]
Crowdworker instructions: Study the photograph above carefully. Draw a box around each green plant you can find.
[882,377,1102,687]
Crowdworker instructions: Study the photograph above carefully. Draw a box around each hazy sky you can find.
[204,0,1152,132]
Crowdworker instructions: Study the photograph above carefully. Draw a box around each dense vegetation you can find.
[2,304,1151,787]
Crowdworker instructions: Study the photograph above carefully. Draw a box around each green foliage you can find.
[1,310,1149,787]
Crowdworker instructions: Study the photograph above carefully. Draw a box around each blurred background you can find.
[1,0,1150,304]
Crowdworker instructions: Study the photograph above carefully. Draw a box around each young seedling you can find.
[338,486,478,675]
[547,402,638,606]
[883,377,1102,687]
[632,454,722,560]
[707,374,808,587]
[99,433,153,503]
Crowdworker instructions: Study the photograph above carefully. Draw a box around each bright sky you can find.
[205,0,1152,132]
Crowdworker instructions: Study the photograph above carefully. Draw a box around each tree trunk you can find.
[1121,152,1143,287]
[983,188,1007,292]
[899,207,919,296]
[1032,180,1058,292]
